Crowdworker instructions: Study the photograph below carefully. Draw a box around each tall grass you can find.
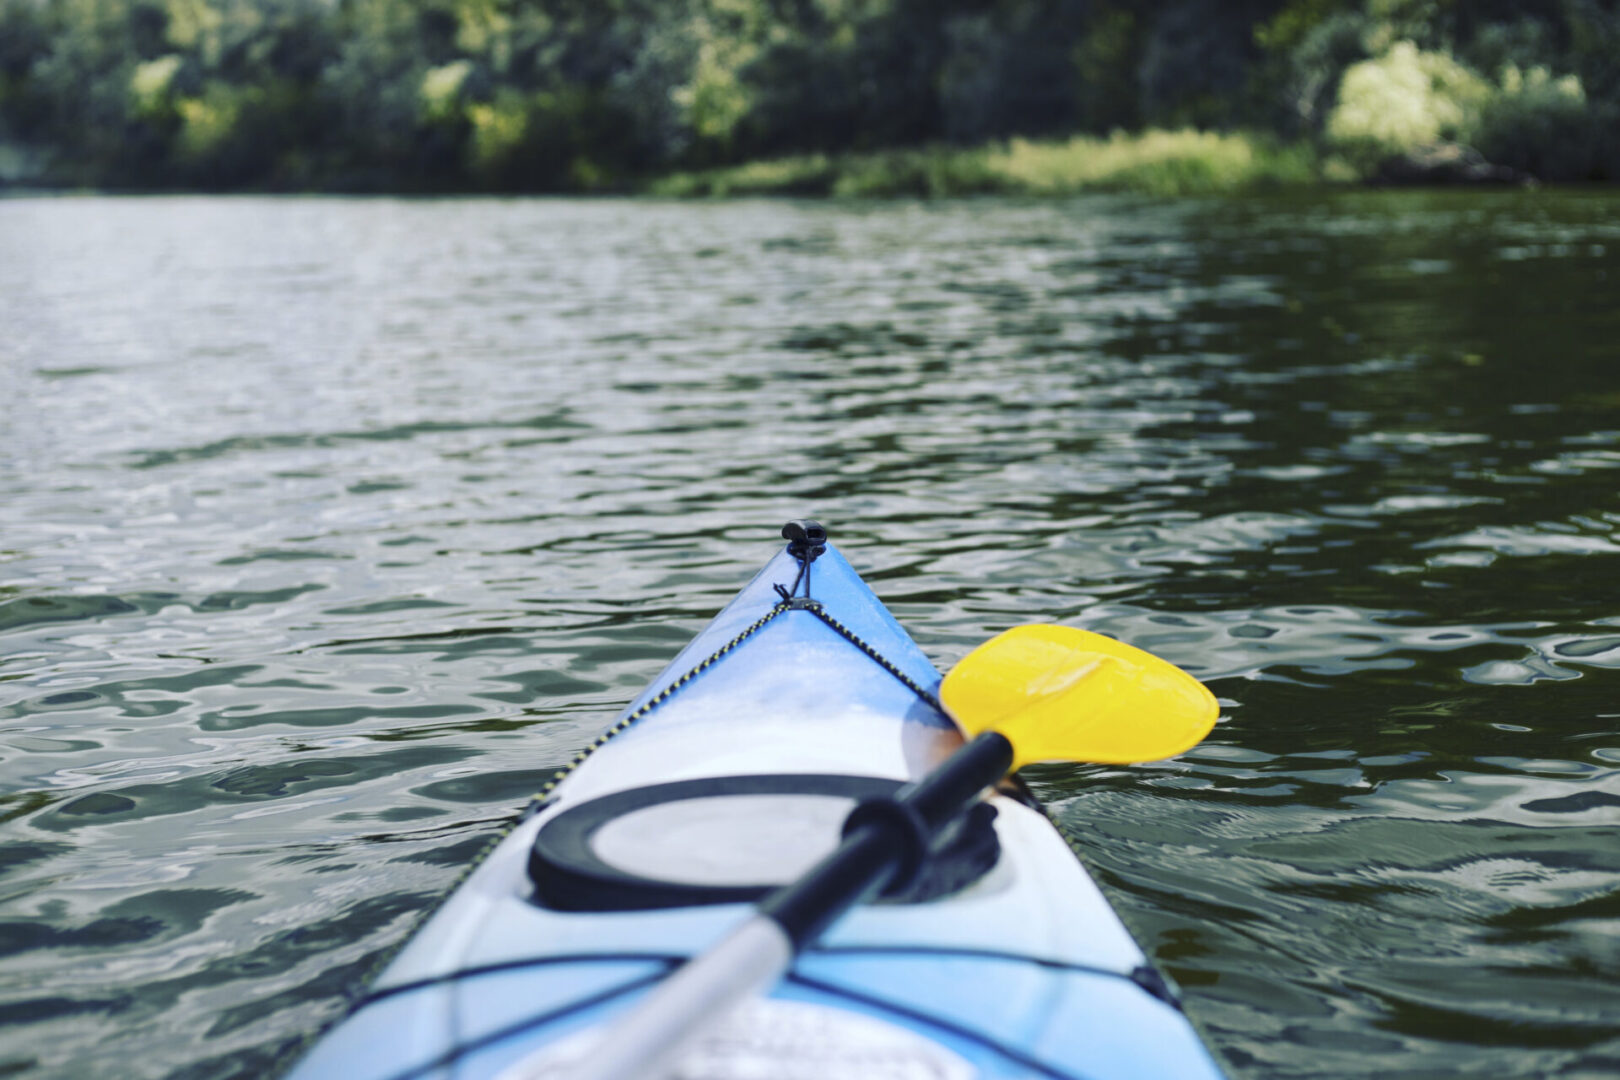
[988,130,1320,195]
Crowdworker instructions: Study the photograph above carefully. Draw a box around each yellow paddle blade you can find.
[940,624,1219,768]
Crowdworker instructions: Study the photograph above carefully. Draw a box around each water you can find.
[1,191,1617,1079]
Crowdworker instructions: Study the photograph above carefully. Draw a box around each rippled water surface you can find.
[2,192,1618,1079]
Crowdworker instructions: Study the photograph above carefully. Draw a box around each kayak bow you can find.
[286,523,1227,1080]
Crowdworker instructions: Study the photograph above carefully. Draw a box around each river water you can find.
[2,192,1617,1079]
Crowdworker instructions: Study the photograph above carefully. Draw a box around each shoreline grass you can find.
[647,129,1333,198]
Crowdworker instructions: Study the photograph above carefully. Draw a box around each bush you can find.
[1473,65,1602,181]
[174,84,272,185]
[1326,41,1489,165]
[1326,40,1612,182]
[465,91,526,183]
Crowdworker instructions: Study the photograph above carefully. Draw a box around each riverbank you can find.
[648,131,1334,199]
[0,128,1541,200]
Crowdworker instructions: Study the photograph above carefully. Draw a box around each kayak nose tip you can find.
[782,519,828,561]
[781,518,827,544]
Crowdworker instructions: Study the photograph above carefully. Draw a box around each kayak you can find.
[286,525,1226,1080]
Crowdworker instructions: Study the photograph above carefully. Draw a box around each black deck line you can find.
[354,952,683,1011]
[350,943,1147,1014]
[364,962,1096,1080]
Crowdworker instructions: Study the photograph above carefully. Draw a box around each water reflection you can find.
[0,191,1617,1078]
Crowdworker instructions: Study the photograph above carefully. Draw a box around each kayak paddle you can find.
[556,623,1219,1080]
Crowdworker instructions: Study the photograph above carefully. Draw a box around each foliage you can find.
[1323,29,1616,181]
[1473,65,1604,181]
[1327,41,1489,161]
[0,0,1617,191]
[1255,4,1372,133]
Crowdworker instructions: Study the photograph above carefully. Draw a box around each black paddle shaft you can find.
[759,731,1015,948]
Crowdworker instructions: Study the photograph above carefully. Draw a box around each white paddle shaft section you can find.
[561,915,794,1080]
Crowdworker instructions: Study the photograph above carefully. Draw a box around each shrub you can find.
[465,91,526,182]
[1473,65,1601,181]
[1327,41,1611,182]
[419,59,473,125]
[129,55,184,119]
[1326,41,1488,164]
